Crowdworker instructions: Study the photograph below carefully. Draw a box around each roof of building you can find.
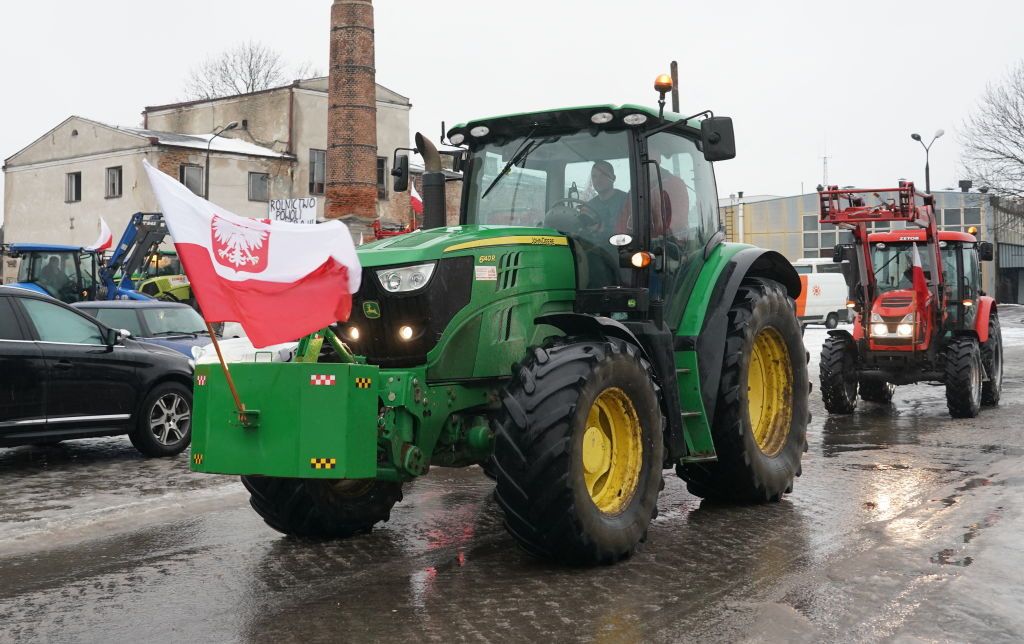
[3,115,291,167]
[143,78,410,113]
[114,125,291,159]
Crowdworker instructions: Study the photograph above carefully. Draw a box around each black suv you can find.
[0,286,194,456]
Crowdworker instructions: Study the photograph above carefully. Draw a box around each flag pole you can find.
[204,321,247,421]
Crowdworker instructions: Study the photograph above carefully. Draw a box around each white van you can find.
[792,258,849,328]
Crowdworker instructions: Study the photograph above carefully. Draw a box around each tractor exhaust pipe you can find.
[415,132,446,230]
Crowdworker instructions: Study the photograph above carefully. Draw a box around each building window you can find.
[248,172,269,202]
[105,166,122,199]
[179,164,204,196]
[65,172,82,203]
[943,208,962,228]
[309,149,326,195]
[964,207,981,226]
[377,157,387,200]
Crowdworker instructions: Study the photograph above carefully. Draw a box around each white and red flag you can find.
[410,177,424,216]
[142,161,360,348]
[911,243,930,314]
[87,217,113,252]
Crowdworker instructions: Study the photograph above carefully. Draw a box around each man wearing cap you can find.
[586,160,629,239]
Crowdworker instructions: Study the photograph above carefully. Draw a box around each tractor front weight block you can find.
[191,362,380,479]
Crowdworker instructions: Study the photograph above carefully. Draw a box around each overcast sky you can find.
[2,0,1022,226]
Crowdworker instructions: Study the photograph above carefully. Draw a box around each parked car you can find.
[73,300,213,357]
[0,286,193,456]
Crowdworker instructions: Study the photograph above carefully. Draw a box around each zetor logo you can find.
[211,214,270,273]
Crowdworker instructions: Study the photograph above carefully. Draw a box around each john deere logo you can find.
[362,301,381,319]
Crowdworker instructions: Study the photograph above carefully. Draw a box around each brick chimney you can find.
[326,0,377,221]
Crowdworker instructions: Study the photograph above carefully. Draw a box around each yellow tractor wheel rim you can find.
[747,327,794,457]
[581,387,643,515]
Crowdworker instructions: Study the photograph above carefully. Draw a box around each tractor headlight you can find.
[376,262,436,293]
[870,312,888,336]
[897,313,915,337]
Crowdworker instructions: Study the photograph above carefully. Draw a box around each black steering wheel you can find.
[545,198,603,229]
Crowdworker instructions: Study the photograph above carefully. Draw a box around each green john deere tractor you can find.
[191,90,808,564]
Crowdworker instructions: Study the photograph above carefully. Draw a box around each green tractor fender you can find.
[682,247,801,429]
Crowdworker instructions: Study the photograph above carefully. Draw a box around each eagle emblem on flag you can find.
[211,214,270,273]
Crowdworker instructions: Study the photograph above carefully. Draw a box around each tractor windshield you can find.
[465,129,636,236]
[17,250,95,302]
[870,243,934,293]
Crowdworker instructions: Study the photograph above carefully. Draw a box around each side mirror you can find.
[833,244,844,263]
[391,154,409,192]
[104,327,118,347]
[978,241,993,262]
[700,117,736,162]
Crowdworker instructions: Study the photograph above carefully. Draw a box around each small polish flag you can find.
[142,161,361,348]
[911,243,930,315]
[410,178,424,216]
[87,217,113,252]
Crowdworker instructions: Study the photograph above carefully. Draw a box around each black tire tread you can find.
[820,335,858,414]
[492,338,664,565]
[859,379,895,404]
[945,336,982,419]
[981,314,1002,406]
[242,476,403,538]
[677,279,808,503]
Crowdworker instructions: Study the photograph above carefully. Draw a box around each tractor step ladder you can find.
[674,351,717,462]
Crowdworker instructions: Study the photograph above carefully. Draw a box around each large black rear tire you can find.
[241,476,402,538]
[859,379,895,404]
[491,338,664,565]
[945,336,983,418]
[677,279,808,503]
[820,334,859,414]
[981,314,1002,406]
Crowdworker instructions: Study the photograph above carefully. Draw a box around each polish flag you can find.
[410,177,424,216]
[911,243,930,316]
[87,217,113,252]
[142,161,360,348]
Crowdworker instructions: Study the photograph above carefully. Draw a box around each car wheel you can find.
[129,382,192,457]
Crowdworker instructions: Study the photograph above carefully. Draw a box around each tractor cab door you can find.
[643,131,721,329]
[960,243,981,330]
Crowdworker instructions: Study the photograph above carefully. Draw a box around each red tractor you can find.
[818,181,1002,418]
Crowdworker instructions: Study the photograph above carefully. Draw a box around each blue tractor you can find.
[3,243,101,303]
[2,212,173,303]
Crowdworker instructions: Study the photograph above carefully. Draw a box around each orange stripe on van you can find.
[795,275,809,317]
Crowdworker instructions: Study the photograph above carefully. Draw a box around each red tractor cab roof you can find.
[868,229,977,244]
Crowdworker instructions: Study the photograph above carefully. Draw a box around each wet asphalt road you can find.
[3,320,1024,643]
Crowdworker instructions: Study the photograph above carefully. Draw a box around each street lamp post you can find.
[910,129,945,194]
[205,121,239,199]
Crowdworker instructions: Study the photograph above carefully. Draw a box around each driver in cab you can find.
[39,255,70,295]
[585,161,628,239]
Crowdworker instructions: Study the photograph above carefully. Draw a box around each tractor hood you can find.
[355,225,568,268]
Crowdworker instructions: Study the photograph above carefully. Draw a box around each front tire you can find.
[491,338,664,565]
[820,335,859,414]
[946,336,983,418]
[982,314,1002,406]
[242,477,403,538]
[678,279,808,503]
[129,382,192,457]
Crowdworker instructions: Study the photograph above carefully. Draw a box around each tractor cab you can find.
[5,244,99,302]
[452,104,733,324]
